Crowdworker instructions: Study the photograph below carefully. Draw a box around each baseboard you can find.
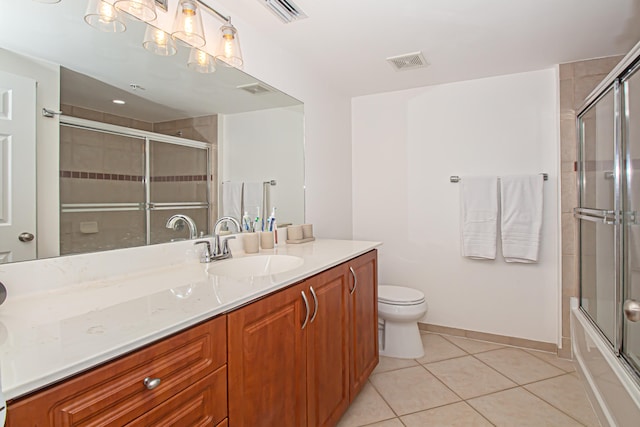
[418,322,557,353]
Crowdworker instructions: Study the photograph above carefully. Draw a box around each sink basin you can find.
[206,255,304,278]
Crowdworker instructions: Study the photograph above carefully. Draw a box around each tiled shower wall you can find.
[59,106,217,255]
[559,55,623,357]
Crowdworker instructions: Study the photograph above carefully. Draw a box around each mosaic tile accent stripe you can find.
[60,170,212,182]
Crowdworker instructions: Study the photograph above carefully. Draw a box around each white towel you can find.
[500,175,544,263]
[243,182,263,219]
[461,176,498,259]
[221,181,243,221]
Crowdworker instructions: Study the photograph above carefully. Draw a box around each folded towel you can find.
[221,181,243,222]
[243,182,263,219]
[500,175,544,263]
[461,176,498,259]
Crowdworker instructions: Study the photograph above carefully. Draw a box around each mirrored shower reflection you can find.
[59,110,215,256]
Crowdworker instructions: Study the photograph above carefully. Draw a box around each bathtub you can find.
[571,298,640,426]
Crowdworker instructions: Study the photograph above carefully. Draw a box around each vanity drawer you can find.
[7,315,227,426]
[126,366,227,427]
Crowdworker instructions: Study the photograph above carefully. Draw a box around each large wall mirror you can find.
[0,0,305,264]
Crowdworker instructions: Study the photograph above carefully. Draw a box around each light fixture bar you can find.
[194,0,230,23]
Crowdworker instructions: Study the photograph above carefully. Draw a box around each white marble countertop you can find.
[0,238,380,400]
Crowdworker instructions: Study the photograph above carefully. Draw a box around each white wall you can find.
[220,105,305,226]
[352,69,560,343]
[0,48,60,259]
[209,16,353,239]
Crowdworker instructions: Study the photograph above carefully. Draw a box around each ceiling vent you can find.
[259,0,308,23]
[237,82,274,95]
[386,52,428,71]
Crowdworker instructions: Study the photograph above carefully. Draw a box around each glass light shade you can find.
[32,0,62,4]
[114,0,157,22]
[143,25,177,56]
[214,22,243,68]
[84,0,126,33]
[172,0,206,48]
[187,48,216,73]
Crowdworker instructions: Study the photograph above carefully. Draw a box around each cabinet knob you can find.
[143,377,161,390]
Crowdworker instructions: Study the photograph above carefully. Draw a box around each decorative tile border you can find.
[60,170,212,182]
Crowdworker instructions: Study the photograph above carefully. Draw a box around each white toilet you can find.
[378,285,428,359]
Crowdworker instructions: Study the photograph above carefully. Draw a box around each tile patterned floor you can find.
[337,332,600,427]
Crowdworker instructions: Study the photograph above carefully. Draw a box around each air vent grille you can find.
[237,83,274,95]
[386,52,428,71]
[259,0,307,23]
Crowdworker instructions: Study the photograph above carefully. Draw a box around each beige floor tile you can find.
[370,366,460,415]
[468,388,583,426]
[525,373,600,427]
[414,333,467,364]
[442,335,507,354]
[475,347,565,384]
[425,355,516,399]
[400,402,493,427]
[373,355,419,374]
[526,349,576,372]
[362,419,404,427]
[337,382,396,427]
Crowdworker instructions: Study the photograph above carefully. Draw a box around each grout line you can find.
[366,377,402,419]
[524,348,576,373]
[520,384,590,426]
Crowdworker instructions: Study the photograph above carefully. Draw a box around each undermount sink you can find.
[206,255,304,278]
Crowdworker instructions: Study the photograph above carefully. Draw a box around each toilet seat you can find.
[378,285,425,306]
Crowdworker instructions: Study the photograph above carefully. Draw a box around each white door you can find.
[0,70,36,263]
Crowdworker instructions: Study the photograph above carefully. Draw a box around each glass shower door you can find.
[622,65,640,371]
[577,86,619,345]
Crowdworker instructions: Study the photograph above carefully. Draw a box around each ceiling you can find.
[213,0,640,97]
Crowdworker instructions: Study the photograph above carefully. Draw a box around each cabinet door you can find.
[348,250,379,400]
[306,265,350,427]
[227,282,308,427]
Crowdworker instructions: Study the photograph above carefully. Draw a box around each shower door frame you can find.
[60,115,213,247]
[576,54,640,381]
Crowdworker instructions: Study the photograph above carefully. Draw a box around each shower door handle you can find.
[623,299,640,322]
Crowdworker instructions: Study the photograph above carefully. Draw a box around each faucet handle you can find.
[221,236,236,256]
[194,240,213,263]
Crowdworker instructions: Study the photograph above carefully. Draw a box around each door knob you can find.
[18,232,34,242]
[623,299,640,322]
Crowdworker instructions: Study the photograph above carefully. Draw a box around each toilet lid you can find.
[378,285,425,305]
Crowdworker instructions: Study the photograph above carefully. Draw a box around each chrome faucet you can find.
[194,235,237,263]
[211,216,241,259]
[166,214,198,240]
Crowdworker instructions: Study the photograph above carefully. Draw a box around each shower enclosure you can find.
[59,116,213,255]
[574,46,640,421]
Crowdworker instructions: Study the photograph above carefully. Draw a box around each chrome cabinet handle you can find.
[143,377,161,390]
[349,266,358,295]
[309,286,318,323]
[301,291,310,330]
[18,232,34,242]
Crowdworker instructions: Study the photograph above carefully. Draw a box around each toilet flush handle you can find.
[349,267,358,295]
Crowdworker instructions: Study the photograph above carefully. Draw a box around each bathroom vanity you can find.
[0,240,379,426]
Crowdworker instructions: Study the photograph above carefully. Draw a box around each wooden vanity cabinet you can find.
[227,250,378,427]
[6,316,227,427]
[346,250,379,400]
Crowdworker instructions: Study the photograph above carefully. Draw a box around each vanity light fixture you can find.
[32,0,62,4]
[114,0,157,22]
[187,48,216,73]
[112,99,126,104]
[143,25,177,56]
[172,0,206,48]
[84,0,127,32]
[215,19,243,68]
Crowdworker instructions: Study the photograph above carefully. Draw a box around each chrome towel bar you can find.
[450,173,548,183]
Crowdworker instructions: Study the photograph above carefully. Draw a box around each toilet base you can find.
[379,320,424,359]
